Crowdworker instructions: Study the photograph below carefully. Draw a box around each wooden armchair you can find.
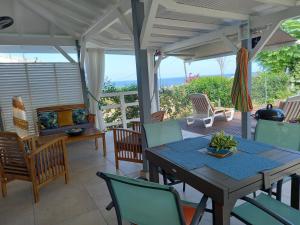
[0,132,69,203]
[113,111,165,169]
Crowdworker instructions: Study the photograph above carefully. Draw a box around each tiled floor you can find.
[0,130,293,225]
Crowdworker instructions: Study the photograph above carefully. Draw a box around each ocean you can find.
[111,74,235,88]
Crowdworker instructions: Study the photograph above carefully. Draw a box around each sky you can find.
[0,53,262,81]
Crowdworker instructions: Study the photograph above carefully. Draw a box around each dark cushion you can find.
[38,111,58,130]
[72,109,88,125]
[39,123,93,136]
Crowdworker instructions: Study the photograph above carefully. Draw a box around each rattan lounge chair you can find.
[186,93,234,128]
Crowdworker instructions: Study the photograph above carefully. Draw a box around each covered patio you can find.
[1,0,300,225]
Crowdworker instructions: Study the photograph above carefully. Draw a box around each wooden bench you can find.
[36,104,106,156]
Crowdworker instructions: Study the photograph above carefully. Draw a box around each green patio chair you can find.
[255,119,300,151]
[232,190,300,225]
[98,172,209,225]
[143,120,186,191]
[254,119,300,201]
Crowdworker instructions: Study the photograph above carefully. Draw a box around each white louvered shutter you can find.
[0,63,83,134]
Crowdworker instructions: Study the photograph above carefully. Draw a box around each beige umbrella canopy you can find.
[12,96,29,138]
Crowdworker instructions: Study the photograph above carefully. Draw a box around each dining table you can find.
[145,135,300,225]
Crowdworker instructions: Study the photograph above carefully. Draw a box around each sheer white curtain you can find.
[85,48,106,131]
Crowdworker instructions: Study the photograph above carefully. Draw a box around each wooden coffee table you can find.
[38,128,106,156]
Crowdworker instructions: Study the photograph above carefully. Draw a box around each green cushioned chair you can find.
[98,172,209,225]
[143,120,186,191]
[232,192,300,225]
[255,119,300,151]
[254,120,300,201]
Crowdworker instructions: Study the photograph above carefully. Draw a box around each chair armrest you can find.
[240,196,294,225]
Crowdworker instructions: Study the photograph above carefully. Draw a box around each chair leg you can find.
[183,182,186,192]
[1,180,7,197]
[115,158,119,170]
[32,183,39,203]
[186,117,195,126]
[64,171,69,184]
[224,109,234,121]
[203,117,214,128]
[276,180,283,201]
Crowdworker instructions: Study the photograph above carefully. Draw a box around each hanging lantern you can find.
[12,96,29,138]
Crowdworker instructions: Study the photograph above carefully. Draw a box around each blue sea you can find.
[112,74,236,88]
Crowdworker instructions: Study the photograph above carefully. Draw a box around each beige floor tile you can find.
[56,210,107,225]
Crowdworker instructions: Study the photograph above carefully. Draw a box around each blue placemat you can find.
[158,148,282,180]
[166,137,210,152]
[204,152,282,180]
[234,137,274,154]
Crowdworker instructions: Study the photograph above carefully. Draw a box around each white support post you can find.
[54,46,76,63]
[120,93,127,128]
[132,0,152,172]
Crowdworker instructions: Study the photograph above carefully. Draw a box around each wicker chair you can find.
[0,132,69,203]
[113,111,165,170]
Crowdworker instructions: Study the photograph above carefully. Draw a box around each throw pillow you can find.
[38,111,58,130]
[72,109,88,124]
[58,110,74,127]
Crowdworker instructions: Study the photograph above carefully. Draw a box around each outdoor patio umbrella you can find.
[12,96,29,138]
[231,48,253,112]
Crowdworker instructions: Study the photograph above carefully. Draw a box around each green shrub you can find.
[185,76,233,107]
[252,72,291,105]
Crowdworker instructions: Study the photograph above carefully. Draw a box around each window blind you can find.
[0,63,83,134]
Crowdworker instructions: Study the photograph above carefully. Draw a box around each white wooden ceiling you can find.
[0,0,299,58]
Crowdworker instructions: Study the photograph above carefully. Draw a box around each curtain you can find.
[12,96,29,138]
[147,50,159,113]
[85,48,106,131]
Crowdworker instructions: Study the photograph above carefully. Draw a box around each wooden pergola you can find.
[0,0,299,168]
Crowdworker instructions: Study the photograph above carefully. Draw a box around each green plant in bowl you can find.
[208,131,238,154]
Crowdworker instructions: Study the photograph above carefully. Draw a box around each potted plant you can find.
[208,131,238,157]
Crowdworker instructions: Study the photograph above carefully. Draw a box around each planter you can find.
[207,147,233,158]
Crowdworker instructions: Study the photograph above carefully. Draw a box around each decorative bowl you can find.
[65,128,84,136]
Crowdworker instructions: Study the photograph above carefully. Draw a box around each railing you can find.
[100,91,139,128]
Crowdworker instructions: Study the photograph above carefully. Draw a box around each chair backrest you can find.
[143,120,183,148]
[151,111,165,122]
[98,172,185,225]
[189,93,214,116]
[255,120,300,151]
[0,132,29,179]
[283,100,300,122]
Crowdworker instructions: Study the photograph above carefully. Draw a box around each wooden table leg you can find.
[149,161,159,183]
[212,201,232,225]
[102,133,107,157]
[291,174,300,209]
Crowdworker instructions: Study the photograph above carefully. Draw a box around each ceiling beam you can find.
[54,46,76,63]
[61,0,104,16]
[162,26,238,53]
[160,0,249,20]
[140,0,160,49]
[106,28,131,40]
[220,34,238,53]
[253,0,296,6]
[154,18,219,30]
[150,36,179,43]
[0,34,75,46]
[116,8,133,39]
[17,0,80,37]
[152,28,199,37]
[82,0,131,40]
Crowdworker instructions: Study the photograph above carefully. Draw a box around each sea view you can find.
[112,74,237,88]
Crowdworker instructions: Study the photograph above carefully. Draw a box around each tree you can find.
[255,19,300,74]
[216,57,226,76]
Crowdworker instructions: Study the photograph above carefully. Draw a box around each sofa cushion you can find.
[38,112,58,130]
[58,110,73,127]
[72,108,88,124]
[39,123,93,136]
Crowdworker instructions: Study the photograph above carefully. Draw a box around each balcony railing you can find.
[100,91,139,128]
